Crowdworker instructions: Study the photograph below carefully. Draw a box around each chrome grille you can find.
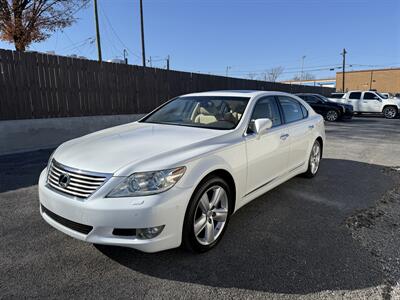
[47,160,111,198]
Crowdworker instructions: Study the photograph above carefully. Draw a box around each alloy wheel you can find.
[193,185,229,245]
[326,110,338,122]
[310,142,321,174]
[384,107,397,119]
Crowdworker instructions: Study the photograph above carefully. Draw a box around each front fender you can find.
[175,143,247,213]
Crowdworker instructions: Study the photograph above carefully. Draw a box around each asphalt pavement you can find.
[1,116,400,299]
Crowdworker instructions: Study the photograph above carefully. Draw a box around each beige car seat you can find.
[194,106,218,124]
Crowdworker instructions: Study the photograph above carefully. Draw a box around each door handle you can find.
[308,125,314,129]
[280,134,289,140]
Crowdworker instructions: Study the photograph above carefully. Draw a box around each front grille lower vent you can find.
[47,159,111,198]
[41,205,93,234]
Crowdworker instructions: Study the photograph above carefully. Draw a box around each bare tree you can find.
[0,0,89,51]
[292,72,315,81]
[266,66,284,82]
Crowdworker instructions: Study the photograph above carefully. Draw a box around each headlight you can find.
[107,166,186,197]
[47,150,56,171]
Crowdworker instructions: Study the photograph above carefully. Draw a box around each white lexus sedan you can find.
[39,90,325,253]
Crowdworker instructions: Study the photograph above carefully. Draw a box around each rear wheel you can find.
[326,110,339,122]
[302,140,321,178]
[383,106,397,119]
[182,176,231,252]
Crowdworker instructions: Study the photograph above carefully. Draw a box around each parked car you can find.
[329,92,345,99]
[329,90,400,119]
[296,93,353,122]
[381,93,389,99]
[380,92,397,99]
[38,90,325,253]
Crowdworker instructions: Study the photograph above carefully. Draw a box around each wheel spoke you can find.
[212,208,228,222]
[194,214,207,236]
[204,220,215,243]
[198,194,210,213]
[210,187,224,208]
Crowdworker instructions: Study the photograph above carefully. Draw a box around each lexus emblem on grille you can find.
[58,173,70,188]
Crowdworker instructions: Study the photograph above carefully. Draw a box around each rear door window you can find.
[349,92,362,99]
[278,96,306,123]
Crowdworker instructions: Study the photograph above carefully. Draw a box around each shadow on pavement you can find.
[0,149,53,193]
[96,158,395,294]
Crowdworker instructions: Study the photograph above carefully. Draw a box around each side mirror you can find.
[253,118,273,136]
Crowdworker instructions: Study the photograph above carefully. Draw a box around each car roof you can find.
[181,90,293,98]
[295,93,321,96]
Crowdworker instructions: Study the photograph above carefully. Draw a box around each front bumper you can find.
[38,169,192,253]
[341,107,354,120]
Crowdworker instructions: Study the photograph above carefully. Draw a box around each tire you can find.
[325,110,339,122]
[302,140,322,178]
[383,106,397,119]
[182,176,232,253]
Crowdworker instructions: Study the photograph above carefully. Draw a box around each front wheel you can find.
[325,110,339,122]
[302,140,322,178]
[383,106,397,119]
[182,176,231,252]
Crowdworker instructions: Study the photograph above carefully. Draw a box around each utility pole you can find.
[148,56,152,67]
[300,55,306,84]
[139,0,146,67]
[166,55,170,70]
[226,66,231,77]
[341,48,347,92]
[93,0,102,62]
[369,70,374,90]
[123,49,128,64]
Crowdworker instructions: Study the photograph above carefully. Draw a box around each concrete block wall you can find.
[0,114,143,156]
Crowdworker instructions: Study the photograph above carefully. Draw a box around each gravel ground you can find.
[1,116,400,299]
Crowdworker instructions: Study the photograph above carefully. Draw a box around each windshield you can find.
[377,92,387,99]
[317,95,330,102]
[141,96,250,130]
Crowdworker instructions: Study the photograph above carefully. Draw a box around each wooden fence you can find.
[0,49,334,120]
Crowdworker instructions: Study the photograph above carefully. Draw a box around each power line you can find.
[98,7,123,58]
[98,3,140,60]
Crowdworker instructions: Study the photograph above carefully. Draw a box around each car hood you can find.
[384,98,400,107]
[327,101,352,109]
[54,122,230,175]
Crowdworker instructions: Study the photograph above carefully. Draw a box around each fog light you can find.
[136,225,165,239]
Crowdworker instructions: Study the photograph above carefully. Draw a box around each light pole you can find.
[300,55,306,84]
